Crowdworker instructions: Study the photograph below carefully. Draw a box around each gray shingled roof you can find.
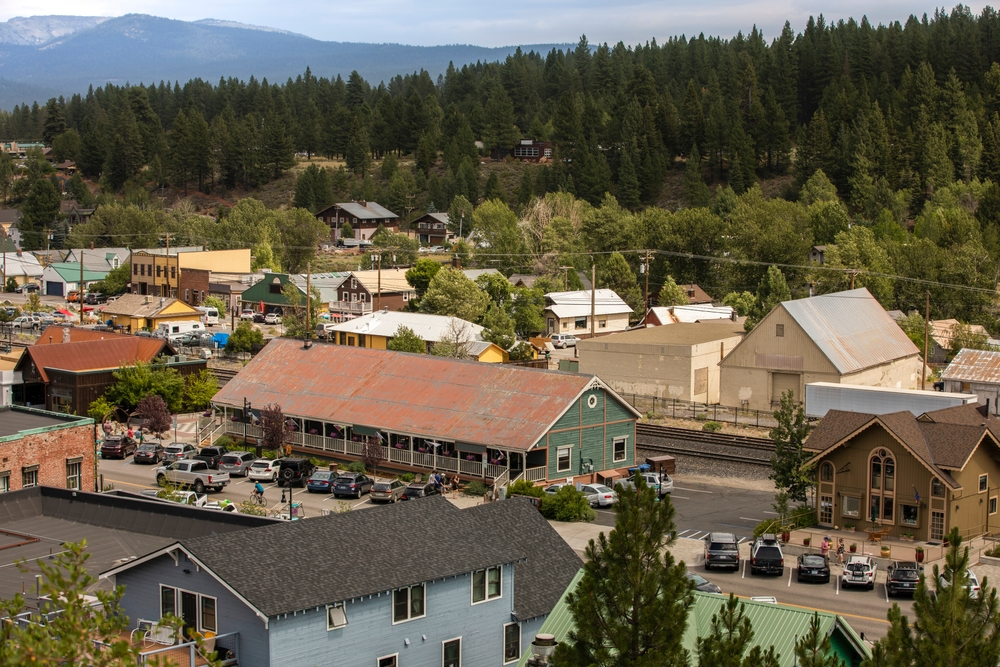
[181,495,525,617]
[337,201,398,220]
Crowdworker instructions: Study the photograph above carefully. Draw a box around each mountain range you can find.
[0,14,571,109]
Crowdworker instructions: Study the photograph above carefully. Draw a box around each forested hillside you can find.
[3,6,1000,329]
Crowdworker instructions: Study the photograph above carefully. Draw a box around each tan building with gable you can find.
[719,288,923,410]
[805,403,1000,541]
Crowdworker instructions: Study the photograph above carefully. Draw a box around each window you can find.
[869,449,895,524]
[557,446,572,473]
[358,334,366,348]
[443,638,461,667]
[392,584,425,623]
[351,278,357,289]
[503,623,521,663]
[820,462,834,482]
[991,497,998,515]
[65,460,81,490]
[775,323,785,337]
[171,267,176,279]
[0,472,9,493]
[339,332,347,345]
[378,656,398,667]
[200,596,217,633]
[574,317,587,330]
[156,265,162,277]
[981,474,989,493]
[613,437,627,462]
[403,293,409,302]
[22,466,38,488]
[842,495,860,517]
[327,603,348,630]
[184,289,190,302]
[931,511,945,541]
[359,293,367,302]
[160,585,176,617]
[133,264,138,275]
[472,565,502,603]
[901,504,919,526]
[599,319,607,328]
[932,478,946,497]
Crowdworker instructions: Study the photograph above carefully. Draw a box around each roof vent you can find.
[159,297,165,307]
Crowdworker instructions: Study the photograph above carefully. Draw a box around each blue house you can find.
[101,496,582,667]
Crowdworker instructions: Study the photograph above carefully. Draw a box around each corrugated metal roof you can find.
[212,338,624,451]
[0,253,44,277]
[581,320,745,347]
[19,337,167,382]
[34,325,134,345]
[44,262,107,282]
[943,348,1000,383]
[337,201,398,219]
[647,305,734,325]
[328,311,485,342]
[782,288,919,374]
[517,572,869,667]
[350,269,413,294]
[546,289,633,318]
[929,319,990,350]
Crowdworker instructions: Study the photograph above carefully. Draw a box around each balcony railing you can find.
[329,301,372,315]
[524,466,547,482]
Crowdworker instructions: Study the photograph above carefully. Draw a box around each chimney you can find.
[159,297,165,308]
[90,242,94,250]
[48,337,52,344]
[359,200,367,207]
[730,310,737,322]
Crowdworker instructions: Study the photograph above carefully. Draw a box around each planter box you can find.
[900,536,914,542]
[843,527,856,533]
[981,554,1000,566]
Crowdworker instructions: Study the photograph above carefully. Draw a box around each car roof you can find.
[707,532,737,542]
[892,561,919,569]
[847,555,871,563]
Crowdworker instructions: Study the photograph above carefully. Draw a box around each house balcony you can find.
[329,301,372,316]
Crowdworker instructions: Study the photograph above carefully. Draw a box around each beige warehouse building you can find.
[719,288,923,411]
[578,320,746,403]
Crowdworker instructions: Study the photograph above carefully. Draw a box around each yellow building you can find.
[327,310,507,363]
[101,294,203,333]
[130,249,252,303]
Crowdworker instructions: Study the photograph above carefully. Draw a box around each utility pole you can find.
[848,269,858,290]
[305,262,312,341]
[644,249,651,314]
[164,233,172,297]
[559,265,573,291]
[590,257,596,339]
[79,250,84,325]
[922,290,930,390]
[375,251,382,311]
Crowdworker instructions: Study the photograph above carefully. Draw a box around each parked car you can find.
[543,483,569,495]
[239,310,255,321]
[886,561,922,597]
[154,460,230,493]
[796,553,831,583]
[842,555,878,590]
[685,572,722,594]
[11,315,39,331]
[194,446,229,469]
[750,534,784,576]
[333,472,374,498]
[133,442,165,464]
[83,292,106,304]
[370,479,405,503]
[704,532,740,570]
[66,290,80,302]
[550,333,578,348]
[277,458,316,487]
[306,470,338,493]
[218,451,255,477]
[938,570,981,599]
[101,435,138,459]
[580,483,616,508]
[14,283,38,293]
[264,312,282,325]
[253,312,266,323]
[161,443,198,463]
[399,482,440,501]
[248,459,281,482]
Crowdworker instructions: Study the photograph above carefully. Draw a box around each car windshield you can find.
[846,561,869,572]
[710,542,737,551]
[138,444,158,451]
[685,573,709,585]
[165,446,183,453]
[801,555,826,566]
[592,485,613,493]
[334,477,354,484]
[404,487,423,496]
[373,483,392,490]
[201,448,222,456]
[312,472,333,480]
[893,568,919,580]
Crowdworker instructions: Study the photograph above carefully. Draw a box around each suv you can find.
[14,283,38,293]
[83,292,107,305]
[550,333,578,348]
[101,435,138,459]
[400,482,440,501]
[277,458,316,487]
[704,532,740,570]
[333,472,374,498]
[218,451,255,476]
[842,555,877,590]
[750,534,784,575]
[886,561,922,597]
[194,445,229,469]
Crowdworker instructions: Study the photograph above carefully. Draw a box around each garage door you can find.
[46,281,63,297]
[771,373,799,403]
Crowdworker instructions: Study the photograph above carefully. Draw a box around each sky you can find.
[0,0,992,47]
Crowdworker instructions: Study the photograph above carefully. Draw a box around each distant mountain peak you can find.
[193,19,308,38]
[0,15,111,46]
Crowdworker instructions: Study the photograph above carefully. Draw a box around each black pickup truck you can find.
[193,445,229,470]
[750,534,785,575]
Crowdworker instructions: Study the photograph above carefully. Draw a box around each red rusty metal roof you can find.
[19,337,168,382]
[213,338,615,451]
[34,325,132,345]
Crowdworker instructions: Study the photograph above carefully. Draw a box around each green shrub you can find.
[508,479,545,498]
[309,457,326,469]
[347,461,367,473]
[644,411,662,420]
[464,480,489,497]
[397,472,416,483]
[694,412,708,421]
[702,421,723,432]
[541,485,596,522]
[214,435,237,449]
[985,544,1000,558]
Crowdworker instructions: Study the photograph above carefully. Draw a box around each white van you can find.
[315,322,339,340]
[153,320,206,341]
[195,306,220,326]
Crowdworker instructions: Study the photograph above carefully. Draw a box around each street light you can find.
[244,398,257,457]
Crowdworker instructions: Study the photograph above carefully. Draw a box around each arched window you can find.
[869,449,895,524]
[820,462,834,482]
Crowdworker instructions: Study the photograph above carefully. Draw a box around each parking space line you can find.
[737,537,748,544]
[836,576,839,595]
[673,487,713,494]
[739,517,761,522]
[688,531,707,540]
[677,529,696,537]
[742,559,747,579]
[763,511,778,515]
[788,569,793,587]
[104,477,152,489]
[884,583,889,603]
[669,496,690,500]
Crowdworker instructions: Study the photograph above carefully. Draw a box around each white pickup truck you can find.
[154,460,230,493]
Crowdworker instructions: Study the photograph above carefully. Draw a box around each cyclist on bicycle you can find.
[253,481,264,499]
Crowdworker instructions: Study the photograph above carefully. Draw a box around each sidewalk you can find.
[547,519,705,564]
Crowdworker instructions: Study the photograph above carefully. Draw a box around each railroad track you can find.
[636,422,775,466]
[210,367,239,386]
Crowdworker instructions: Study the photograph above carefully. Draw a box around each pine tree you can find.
[683,144,711,208]
[679,79,705,156]
[794,613,842,667]
[516,168,534,207]
[42,98,67,145]
[483,172,504,202]
[483,85,520,151]
[697,595,780,667]
[616,145,641,209]
[345,119,372,175]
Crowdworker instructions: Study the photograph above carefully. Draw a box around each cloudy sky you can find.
[0,0,991,46]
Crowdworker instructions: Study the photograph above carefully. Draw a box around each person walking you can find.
[836,538,845,565]
[821,536,831,558]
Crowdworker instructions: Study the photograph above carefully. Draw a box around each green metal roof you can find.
[517,570,870,667]
[47,262,108,282]
[239,273,303,306]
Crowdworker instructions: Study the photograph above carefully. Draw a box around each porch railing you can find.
[524,466,547,483]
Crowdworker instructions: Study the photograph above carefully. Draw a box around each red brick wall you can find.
[1,422,96,492]
[179,268,211,306]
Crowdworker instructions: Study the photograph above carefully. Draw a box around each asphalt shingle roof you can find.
[181,495,525,617]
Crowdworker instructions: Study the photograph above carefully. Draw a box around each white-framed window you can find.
[66,459,82,489]
[981,474,989,493]
[403,293,409,302]
[443,637,461,667]
[557,446,572,473]
[599,319,607,328]
[932,478,946,497]
[392,584,425,624]
[201,595,217,633]
[342,291,349,301]
[377,655,398,667]
[351,278,357,289]
[613,437,627,463]
[820,462,834,482]
[327,603,348,630]
[0,471,10,493]
[160,585,217,633]
[359,293,367,302]
[503,623,521,664]
[22,466,38,488]
[160,585,176,618]
[842,495,860,518]
[472,565,501,604]
[574,317,587,330]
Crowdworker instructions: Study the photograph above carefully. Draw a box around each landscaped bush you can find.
[507,479,545,498]
[702,421,723,432]
[463,480,489,497]
[347,461,367,473]
[397,472,416,483]
[694,413,708,421]
[986,544,1000,558]
[541,485,596,522]
[309,457,326,469]
[214,435,237,449]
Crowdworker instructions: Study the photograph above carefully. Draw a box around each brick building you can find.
[0,407,95,494]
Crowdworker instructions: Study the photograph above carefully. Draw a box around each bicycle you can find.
[250,490,268,507]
